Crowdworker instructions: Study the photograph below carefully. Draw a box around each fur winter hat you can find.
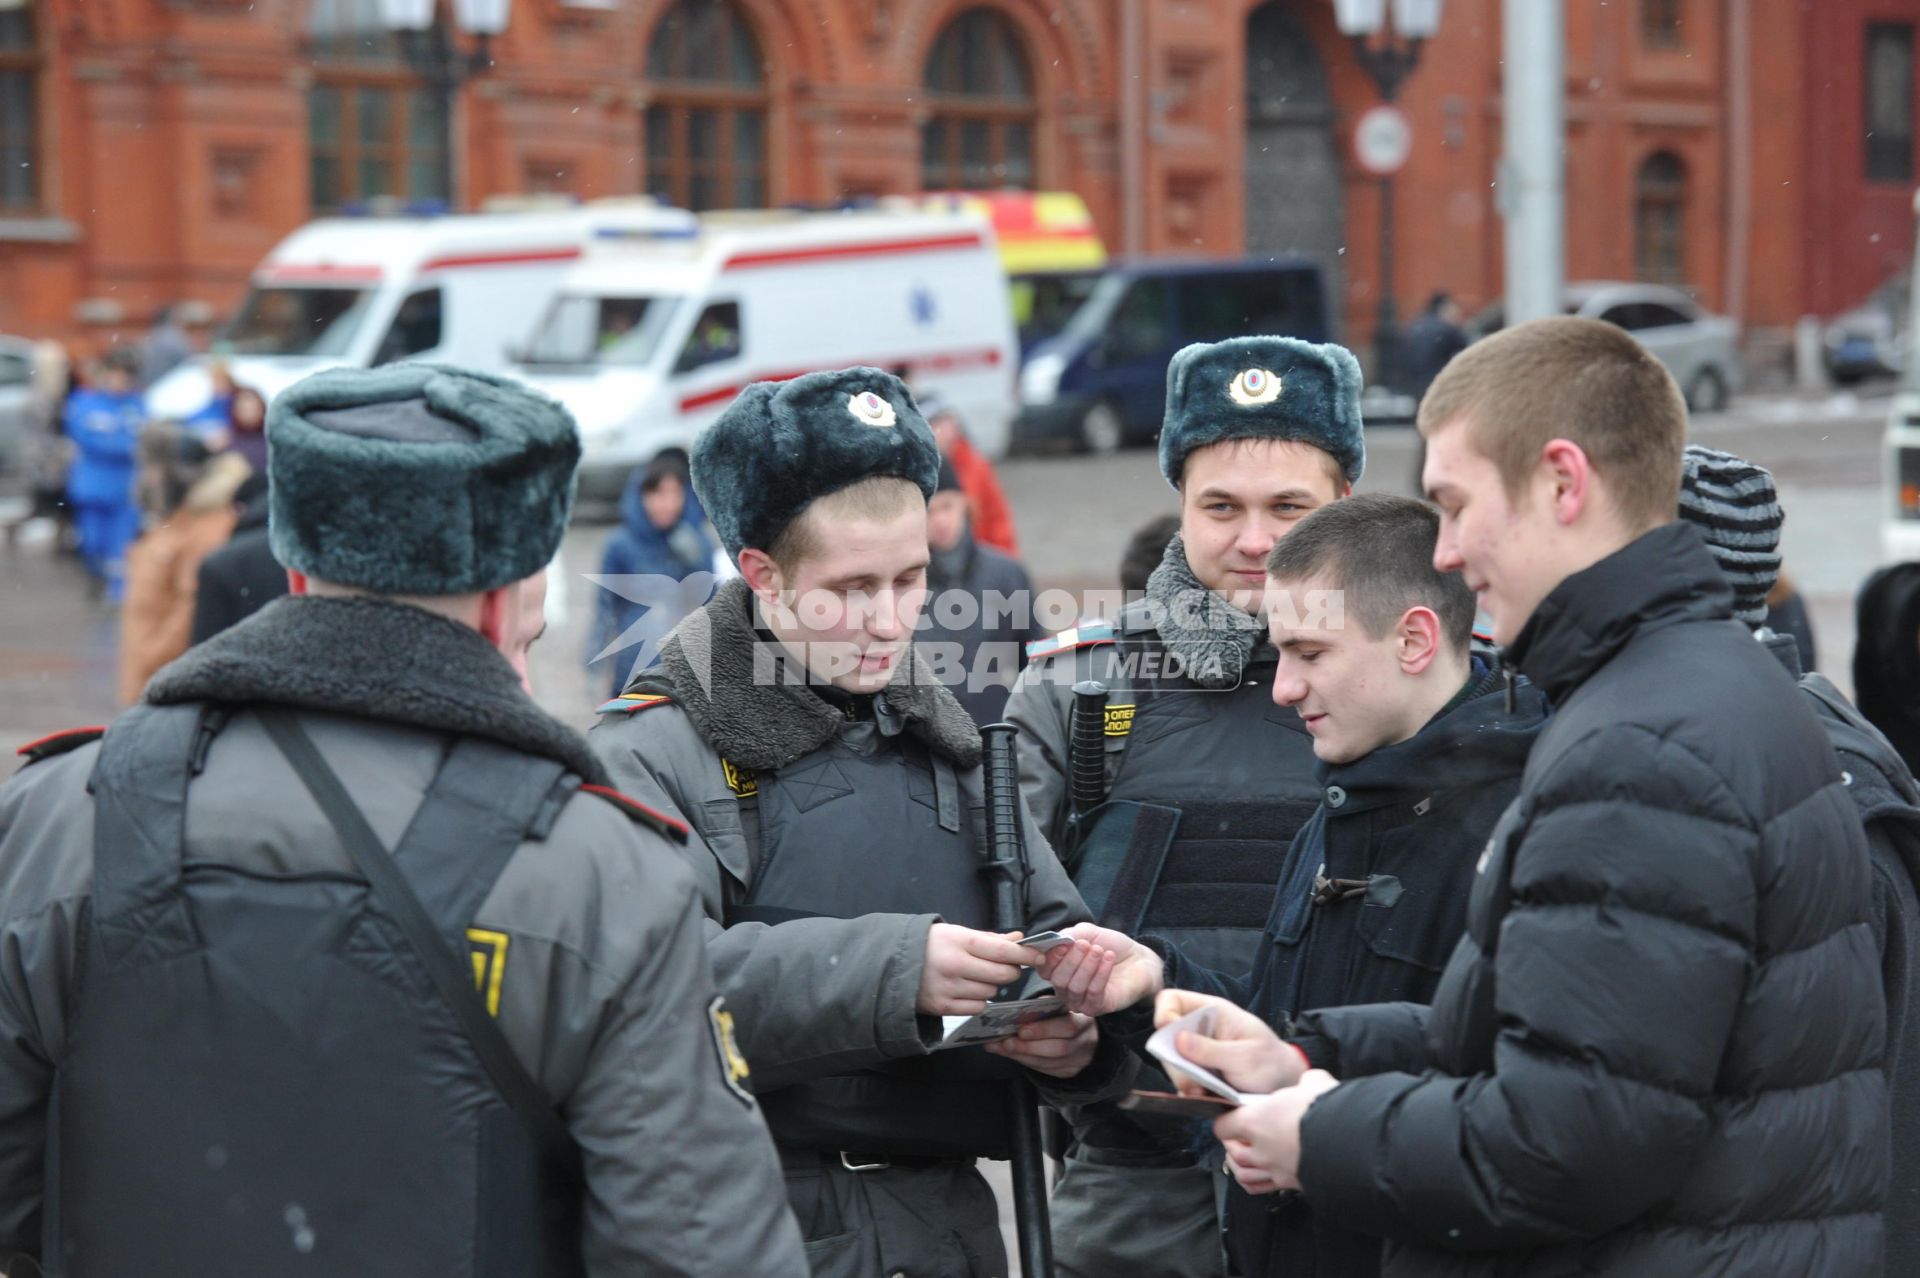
[267,363,579,595]
[692,367,941,558]
[1158,335,1365,488]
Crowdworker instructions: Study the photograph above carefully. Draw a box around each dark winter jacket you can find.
[918,531,1045,725]
[1768,630,1920,1277]
[1162,657,1547,1278]
[1857,562,1920,778]
[189,491,287,644]
[1401,314,1468,398]
[1286,523,1888,1277]
[590,472,717,696]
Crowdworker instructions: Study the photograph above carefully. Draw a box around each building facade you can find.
[0,0,1915,369]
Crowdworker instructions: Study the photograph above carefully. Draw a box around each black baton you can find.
[980,722,1056,1278]
[1068,679,1110,822]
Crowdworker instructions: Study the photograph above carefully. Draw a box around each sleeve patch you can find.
[721,757,758,799]
[596,692,674,717]
[16,726,107,765]
[1026,622,1117,660]
[709,995,755,1105]
[580,783,692,844]
[466,928,509,1016]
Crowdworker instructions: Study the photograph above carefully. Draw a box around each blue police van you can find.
[1014,257,1329,453]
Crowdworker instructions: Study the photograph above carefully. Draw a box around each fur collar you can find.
[646,578,983,771]
[1143,531,1266,690]
[146,595,608,784]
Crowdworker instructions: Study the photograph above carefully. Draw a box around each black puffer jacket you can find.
[1287,523,1888,1277]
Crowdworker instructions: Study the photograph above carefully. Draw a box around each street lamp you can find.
[1334,0,1443,392]
[377,0,509,91]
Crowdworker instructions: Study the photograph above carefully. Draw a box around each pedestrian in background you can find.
[0,363,806,1277]
[590,449,716,697]
[920,457,1045,724]
[1401,291,1469,400]
[19,340,74,546]
[1857,561,1920,778]
[138,303,194,390]
[1118,512,1180,595]
[214,384,270,474]
[64,346,147,600]
[118,423,250,703]
[921,391,1020,556]
[189,470,287,644]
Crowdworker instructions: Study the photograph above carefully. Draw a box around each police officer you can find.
[0,364,806,1277]
[1003,336,1365,1278]
[591,367,1128,1278]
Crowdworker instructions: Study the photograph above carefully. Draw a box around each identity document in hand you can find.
[936,996,1067,1050]
[1146,1005,1264,1105]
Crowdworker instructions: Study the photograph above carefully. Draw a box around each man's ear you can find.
[477,584,511,647]
[1539,438,1594,527]
[737,547,784,606]
[1397,605,1444,676]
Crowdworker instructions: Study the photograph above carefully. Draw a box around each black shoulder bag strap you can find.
[255,706,580,1181]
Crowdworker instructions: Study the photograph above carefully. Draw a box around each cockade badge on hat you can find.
[1228,367,1282,406]
[847,390,898,427]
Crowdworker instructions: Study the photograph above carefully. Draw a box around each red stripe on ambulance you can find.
[676,347,1004,415]
[720,234,985,272]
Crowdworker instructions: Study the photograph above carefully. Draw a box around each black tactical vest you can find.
[50,704,584,1278]
[725,712,1019,1160]
[1051,612,1321,1160]
[1063,614,1322,979]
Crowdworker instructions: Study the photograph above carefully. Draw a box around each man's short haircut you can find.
[1266,493,1476,650]
[1416,315,1686,532]
[766,475,924,572]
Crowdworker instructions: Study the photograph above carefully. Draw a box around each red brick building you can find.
[0,0,1916,364]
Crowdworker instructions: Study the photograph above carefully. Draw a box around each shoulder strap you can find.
[255,707,581,1182]
[87,704,211,967]
[386,735,569,953]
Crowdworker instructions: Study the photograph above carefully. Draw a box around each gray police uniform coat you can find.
[0,596,806,1277]
[1003,534,1323,1278]
[590,578,1131,1278]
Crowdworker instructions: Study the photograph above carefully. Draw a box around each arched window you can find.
[0,1,41,210]
[921,8,1036,190]
[644,0,769,211]
[1634,151,1687,285]
[305,0,450,212]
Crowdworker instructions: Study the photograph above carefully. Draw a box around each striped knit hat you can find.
[1676,445,1784,627]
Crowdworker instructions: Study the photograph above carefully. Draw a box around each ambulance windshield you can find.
[220,286,375,358]
[520,294,684,367]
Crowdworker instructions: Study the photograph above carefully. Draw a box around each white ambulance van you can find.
[510,207,1018,499]
[145,199,696,419]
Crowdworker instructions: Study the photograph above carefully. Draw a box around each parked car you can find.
[1825,268,1909,385]
[1470,281,1742,413]
[0,335,35,483]
[1016,257,1330,453]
